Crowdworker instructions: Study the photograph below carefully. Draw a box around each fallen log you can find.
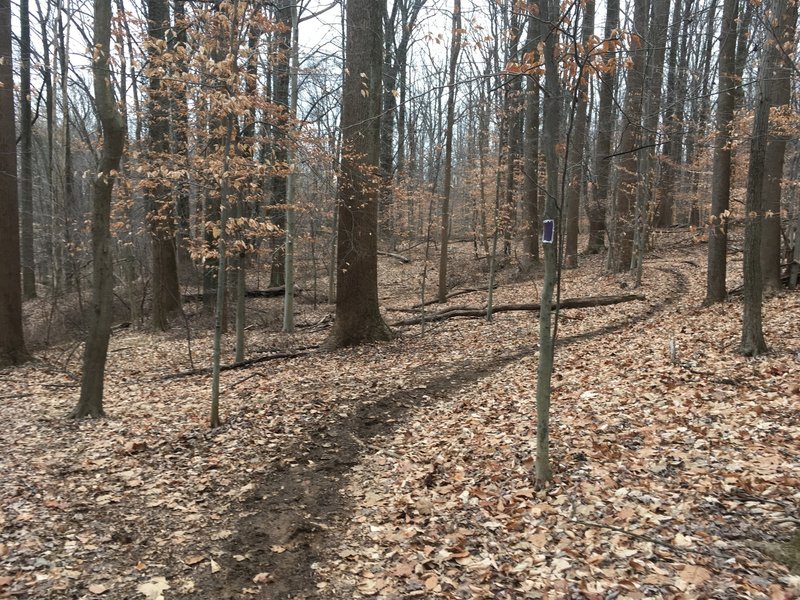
[162,349,313,380]
[390,294,646,327]
[182,286,301,303]
[410,284,497,309]
[378,251,411,263]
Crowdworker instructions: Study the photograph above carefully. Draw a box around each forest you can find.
[1,0,799,596]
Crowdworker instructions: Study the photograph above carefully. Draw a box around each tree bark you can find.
[70,0,126,417]
[611,0,648,272]
[564,0,595,269]
[759,0,798,292]
[0,0,30,367]
[437,0,462,303]
[741,0,791,356]
[327,0,393,348]
[147,0,182,331]
[534,0,562,488]
[19,0,36,299]
[589,0,619,254]
[520,11,540,269]
[632,0,670,286]
[269,0,292,288]
[704,0,738,305]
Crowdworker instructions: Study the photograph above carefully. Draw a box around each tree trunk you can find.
[704,0,738,305]
[520,11,540,269]
[502,13,523,257]
[632,0,670,286]
[0,0,30,367]
[564,0,595,269]
[535,0,561,488]
[760,0,798,292]
[269,0,292,288]
[327,0,393,348]
[147,0,182,331]
[658,0,693,228]
[283,2,299,333]
[437,0,462,303]
[70,0,126,417]
[19,0,36,299]
[589,0,619,254]
[57,0,78,292]
[741,0,791,356]
[611,0,648,272]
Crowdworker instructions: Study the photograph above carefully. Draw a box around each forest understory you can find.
[1,237,799,599]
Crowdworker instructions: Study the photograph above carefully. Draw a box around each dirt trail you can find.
[192,265,690,599]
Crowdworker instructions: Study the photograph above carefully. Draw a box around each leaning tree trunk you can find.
[704,0,738,305]
[327,0,393,348]
[0,0,30,367]
[70,0,126,418]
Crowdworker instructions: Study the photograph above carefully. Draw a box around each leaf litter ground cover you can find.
[0,241,798,599]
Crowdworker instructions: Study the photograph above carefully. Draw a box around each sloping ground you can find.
[319,251,800,598]
[0,242,797,599]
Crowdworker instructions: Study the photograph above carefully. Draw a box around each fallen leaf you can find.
[183,555,205,566]
[88,583,108,594]
[137,576,170,600]
[680,564,710,585]
[210,559,221,573]
[253,572,272,584]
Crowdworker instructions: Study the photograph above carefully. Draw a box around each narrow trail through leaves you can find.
[197,265,689,598]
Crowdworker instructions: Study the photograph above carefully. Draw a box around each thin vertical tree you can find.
[535,0,562,488]
[19,0,36,299]
[69,0,126,417]
[564,0,595,269]
[327,0,393,347]
[610,0,648,272]
[520,11,540,269]
[437,0,462,303]
[588,0,619,254]
[704,0,738,305]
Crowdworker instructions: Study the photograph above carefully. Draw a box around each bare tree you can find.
[741,0,796,355]
[704,0,738,305]
[760,0,798,291]
[0,0,30,367]
[535,0,562,488]
[19,0,36,299]
[588,0,619,254]
[69,0,126,418]
[564,0,595,269]
[437,0,462,303]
